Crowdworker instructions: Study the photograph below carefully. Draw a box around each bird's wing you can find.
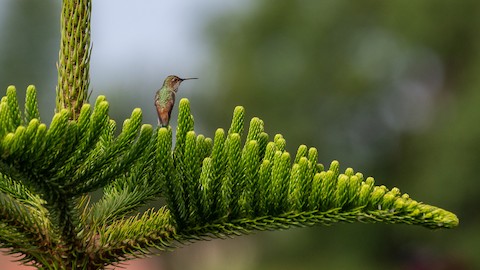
[155,91,176,126]
[167,92,176,119]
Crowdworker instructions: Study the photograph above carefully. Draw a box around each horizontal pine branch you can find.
[0,85,458,268]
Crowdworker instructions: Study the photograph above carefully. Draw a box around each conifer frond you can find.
[161,98,458,243]
[86,130,162,226]
[25,85,40,123]
[1,86,163,266]
[0,86,458,268]
[0,173,53,253]
[56,0,92,119]
[93,208,176,265]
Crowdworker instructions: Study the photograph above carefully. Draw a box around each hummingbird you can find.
[154,75,197,127]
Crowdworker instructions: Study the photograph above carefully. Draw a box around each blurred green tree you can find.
[0,1,59,113]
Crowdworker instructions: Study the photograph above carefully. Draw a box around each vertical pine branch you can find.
[56,0,92,120]
[54,0,91,267]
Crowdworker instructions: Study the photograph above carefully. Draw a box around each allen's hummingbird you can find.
[154,75,197,127]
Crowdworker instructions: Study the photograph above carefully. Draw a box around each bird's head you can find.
[163,75,197,92]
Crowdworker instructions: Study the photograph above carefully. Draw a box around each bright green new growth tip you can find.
[0,85,458,268]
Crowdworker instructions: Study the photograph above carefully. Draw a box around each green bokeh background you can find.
[0,1,477,269]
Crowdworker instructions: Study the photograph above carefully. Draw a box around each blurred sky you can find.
[90,0,242,81]
[0,0,248,125]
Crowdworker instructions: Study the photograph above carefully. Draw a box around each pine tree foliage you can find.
[0,85,458,268]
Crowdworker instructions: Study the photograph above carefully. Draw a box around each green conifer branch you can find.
[25,85,40,123]
[85,130,161,227]
[92,208,176,266]
[56,0,92,119]
[158,98,458,245]
[0,84,459,268]
[0,173,54,263]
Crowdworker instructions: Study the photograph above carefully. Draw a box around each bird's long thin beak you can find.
[180,77,198,81]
